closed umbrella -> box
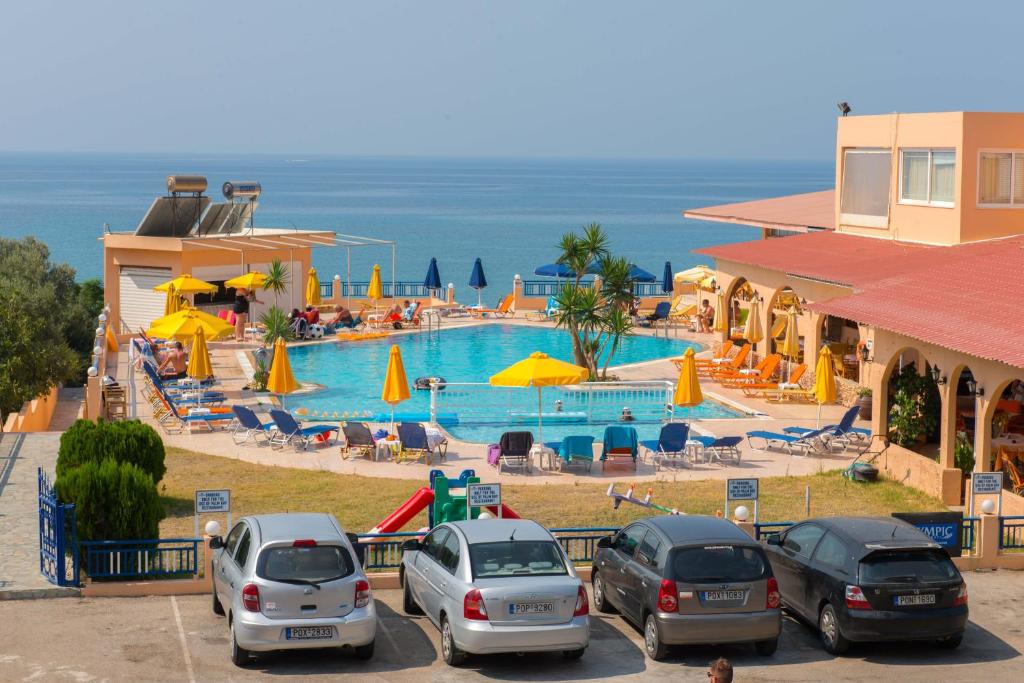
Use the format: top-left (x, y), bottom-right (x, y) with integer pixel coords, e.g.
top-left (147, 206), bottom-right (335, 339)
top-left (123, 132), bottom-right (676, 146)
top-left (780, 307), bottom-right (801, 381)
top-left (148, 308), bottom-right (234, 341)
top-left (813, 345), bottom-right (838, 427)
top-left (381, 344), bottom-right (411, 430)
top-left (743, 297), bottom-right (764, 368)
top-left (186, 327), bottom-right (213, 381)
top-left (367, 264), bottom-right (383, 316)
top-left (267, 337), bottom-right (299, 395)
top-left (424, 257), bottom-right (442, 295)
top-left (154, 274), bottom-right (218, 295)
top-left (224, 271), bottom-right (267, 290)
top-left (661, 261), bottom-right (674, 294)
top-left (673, 347), bottom-right (703, 422)
top-left (489, 351), bottom-right (588, 444)
top-left (469, 258), bottom-right (488, 308)
top-left (164, 283), bottom-right (181, 316)
top-left (305, 267), bottom-right (321, 307)
top-left (713, 289), bottom-right (728, 333)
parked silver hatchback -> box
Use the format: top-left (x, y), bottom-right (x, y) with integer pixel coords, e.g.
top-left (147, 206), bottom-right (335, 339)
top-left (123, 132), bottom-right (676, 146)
top-left (400, 519), bottom-right (590, 666)
top-left (210, 513), bottom-right (376, 666)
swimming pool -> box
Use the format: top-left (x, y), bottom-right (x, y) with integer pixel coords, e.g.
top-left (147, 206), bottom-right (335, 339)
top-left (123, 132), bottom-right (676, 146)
top-left (284, 324), bottom-right (743, 443)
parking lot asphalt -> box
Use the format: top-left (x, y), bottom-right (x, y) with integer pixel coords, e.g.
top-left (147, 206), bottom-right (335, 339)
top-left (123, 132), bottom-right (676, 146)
top-left (1, 570), bottom-right (1022, 682)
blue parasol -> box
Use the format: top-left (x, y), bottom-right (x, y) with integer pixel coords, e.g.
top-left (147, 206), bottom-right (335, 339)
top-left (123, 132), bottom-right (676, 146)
top-left (534, 263), bottom-right (577, 278)
top-left (662, 261), bottom-right (673, 293)
top-left (469, 257), bottom-right (488, 307)
top-left (584, 262), bottom-right (657, 282)
top-left (424, 257), bottom-right (442, 295)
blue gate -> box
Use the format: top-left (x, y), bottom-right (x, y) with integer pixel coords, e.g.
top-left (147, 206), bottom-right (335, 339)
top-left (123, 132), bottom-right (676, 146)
top-left (38, 467), bottom-right (78, 586)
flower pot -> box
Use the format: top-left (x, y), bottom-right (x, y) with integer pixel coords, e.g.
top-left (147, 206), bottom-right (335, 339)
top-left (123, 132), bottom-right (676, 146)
top-left (856, 395), bottom-right (872, 421)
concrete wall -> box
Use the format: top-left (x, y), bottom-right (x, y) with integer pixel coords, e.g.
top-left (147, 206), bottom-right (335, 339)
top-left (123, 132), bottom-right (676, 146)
top-left (2, 385), bottom-right (59, 433)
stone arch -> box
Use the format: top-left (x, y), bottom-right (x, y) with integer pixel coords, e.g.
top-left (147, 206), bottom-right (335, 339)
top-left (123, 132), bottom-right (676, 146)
top-left (765, 285), bottom-right (804, 363)
top-left (878, 345), bottom-right (943, 457)
top-left (723, 276), bottom-right (756, 331)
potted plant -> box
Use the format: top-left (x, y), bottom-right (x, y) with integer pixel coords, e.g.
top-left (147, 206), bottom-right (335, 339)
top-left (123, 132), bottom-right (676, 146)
top-left (856, 387), bottom-right (873, 420)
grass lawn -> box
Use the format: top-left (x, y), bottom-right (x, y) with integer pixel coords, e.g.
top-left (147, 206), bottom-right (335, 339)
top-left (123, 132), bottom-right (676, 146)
top-left (159, 447), bottom-right (946, 537)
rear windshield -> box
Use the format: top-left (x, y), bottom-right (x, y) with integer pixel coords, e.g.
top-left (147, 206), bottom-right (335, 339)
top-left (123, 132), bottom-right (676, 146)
top-left (859, 550), bottom-right (958, 583)
top-left (670, 545), bottom-right (769, 583)
top-left (257, 545), bottom-right (355, 584)
top-left (469, 541), bottom-right (568, 579)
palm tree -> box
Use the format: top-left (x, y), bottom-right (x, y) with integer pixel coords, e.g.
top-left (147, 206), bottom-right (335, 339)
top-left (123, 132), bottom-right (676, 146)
top-left (262, 259), bottom-right (290, 307)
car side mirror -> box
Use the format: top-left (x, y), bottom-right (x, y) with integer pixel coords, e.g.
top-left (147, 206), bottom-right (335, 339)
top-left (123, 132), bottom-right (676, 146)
top-left (401, 539), bottom-right (422, 552)
top-left (209, 536), bottom-right (224, 550)
top-left (766, 534), bottom-right (782, 546)
top-left (596, 536), bottom-right (613, 549)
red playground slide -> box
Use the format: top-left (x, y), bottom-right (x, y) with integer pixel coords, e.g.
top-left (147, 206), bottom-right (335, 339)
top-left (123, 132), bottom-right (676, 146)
top-left (368, 487), bottom-right (435, 534)
top-left (486, 504), bottom-right (521, 519)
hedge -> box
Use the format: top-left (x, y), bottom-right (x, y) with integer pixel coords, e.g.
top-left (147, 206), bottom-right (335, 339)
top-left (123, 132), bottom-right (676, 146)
top-left (57, 419), bottom-right (166, 484)
top-left (55, 458), bottom-right (164, 542)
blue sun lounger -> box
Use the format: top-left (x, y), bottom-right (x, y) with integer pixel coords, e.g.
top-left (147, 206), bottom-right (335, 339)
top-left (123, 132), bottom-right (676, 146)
top-left (230, 405), bottom-right (274, 445)
top-left (782, 406), bottom-right (872, 449)
top-left (746, 428), bottom-right (831, 456)
top-left (640, 423), bottom-right (690, 469)
top-left (268, 409), bottom-right (338, 450)
top-left (690, 435), bottom-right (743, 463)
top-left (556, 435), bottom-right (596, 472)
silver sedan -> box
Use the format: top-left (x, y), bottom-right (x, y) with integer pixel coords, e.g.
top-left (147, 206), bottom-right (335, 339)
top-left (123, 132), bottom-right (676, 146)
top-left (400, 518), bottom-right (590, 666)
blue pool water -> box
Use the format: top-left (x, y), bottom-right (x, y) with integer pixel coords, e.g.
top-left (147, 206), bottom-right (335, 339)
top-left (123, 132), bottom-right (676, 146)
top-left (284, 324), bottom-right (743, 443)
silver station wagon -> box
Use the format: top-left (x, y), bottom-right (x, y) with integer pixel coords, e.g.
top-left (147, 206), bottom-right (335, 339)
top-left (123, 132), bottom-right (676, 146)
top-left (400, 519), bottom-right (590, 666)
top-left (591, 515), bottom-right (781, 660)
top-left (210, 513), bottom-right (376, 666)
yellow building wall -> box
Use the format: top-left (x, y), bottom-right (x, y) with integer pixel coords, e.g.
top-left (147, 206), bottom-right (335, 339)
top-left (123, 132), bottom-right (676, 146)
top-left (960, 112), bottom-right (1024, 242)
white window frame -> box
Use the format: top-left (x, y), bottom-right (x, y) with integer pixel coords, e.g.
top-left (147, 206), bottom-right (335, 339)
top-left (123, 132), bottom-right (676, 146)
top-left (839, 147), bottom-right (891, 229)
top-left (898, 148), bottom-right (956, 208)
top-left (976, 149), bottom-right (1024, 209)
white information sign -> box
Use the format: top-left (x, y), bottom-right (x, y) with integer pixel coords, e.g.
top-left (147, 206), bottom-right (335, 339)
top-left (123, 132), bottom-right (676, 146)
top-left (196, 489), bottom-right (231, 513)
top-left (727, 478), bottom-right (759, 501)
top-left (467, 483), bottom-right (501, 508)
top-left (972, 473), bottom-right (1003, 495)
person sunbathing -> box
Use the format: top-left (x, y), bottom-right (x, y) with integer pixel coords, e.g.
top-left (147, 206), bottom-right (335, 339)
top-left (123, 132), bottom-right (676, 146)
top-left (157, 341), bottom-right (188, 379)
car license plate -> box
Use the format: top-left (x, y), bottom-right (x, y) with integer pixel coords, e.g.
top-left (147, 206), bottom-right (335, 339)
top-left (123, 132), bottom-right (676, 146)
top-left (895, 594), bottom-right (936, 606)
top-left (702, 590), bottom-right (745, 601)
top-left (509, 602), bottom-right (553, 615)
top-left (285, 626), bottom-right (334, 640)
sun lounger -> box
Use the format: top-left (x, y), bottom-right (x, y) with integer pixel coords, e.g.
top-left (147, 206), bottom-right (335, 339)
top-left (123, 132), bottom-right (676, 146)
top-left (497, 431), bottom-right (533, 473)
top-left (640, 423), bottom-right (690, 470)
top-left (230, 405), bottom-right (274, 445)
top-left (554, 435), bottom-right (595, 472)
top-left (782, 406), bottom-right (871, 449)
top-left (718, 354), bottom-right (781, 386)
top-left (600, 425), bottom-right (639, 470)
top-left (690, 435), bottom-right (743, 464)
top-left (268, 409), bottom-right (338, 450)
top-left (746, 428), bottom-right (831, 456)
top-left (668, 297), bottom-right (698, 327)
top-left (396, 422), bottom-right (444, 465)
top-left (152, 393), bottom-right (234, 434)
top-left (641, 301), bottom-right (672, 328)
top-left (740, 364), bottom-right (807, 397)
top-left (469, 294), bottom-right (515, 319)
top-left (701, 344), bottom-right (750, 377)
top-left (688, 341), bottom-right (734, 369)
top-left (341, 422), bottom-right (376, 460)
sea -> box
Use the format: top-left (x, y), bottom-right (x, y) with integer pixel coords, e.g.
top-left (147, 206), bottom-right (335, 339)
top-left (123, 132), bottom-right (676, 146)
top-left (0, 154), bottom-right (831, 291)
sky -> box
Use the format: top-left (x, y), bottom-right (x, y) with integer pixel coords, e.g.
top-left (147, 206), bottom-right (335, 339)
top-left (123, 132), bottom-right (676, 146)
top-left (1, 1), bottom-right (1021, 160)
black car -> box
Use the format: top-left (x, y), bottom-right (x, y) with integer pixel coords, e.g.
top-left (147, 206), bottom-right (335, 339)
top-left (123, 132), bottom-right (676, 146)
top-left (764, 516), bottom-right (968, 654)
top-left (592, 515), bottom-right (781, 660)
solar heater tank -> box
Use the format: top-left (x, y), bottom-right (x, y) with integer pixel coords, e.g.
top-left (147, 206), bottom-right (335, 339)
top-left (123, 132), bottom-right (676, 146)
top-left (166, 175), bottom-right (208, 194)
top-left (222, 180), bottom-right (261, 201)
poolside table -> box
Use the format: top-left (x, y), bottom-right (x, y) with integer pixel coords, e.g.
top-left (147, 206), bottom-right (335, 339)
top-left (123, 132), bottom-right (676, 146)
top-left (375, 439), bottom-right (401, 462)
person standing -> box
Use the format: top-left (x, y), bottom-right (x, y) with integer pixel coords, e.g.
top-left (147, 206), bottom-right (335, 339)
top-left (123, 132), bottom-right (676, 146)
top-left (233, 287), bottom-right (262, 342)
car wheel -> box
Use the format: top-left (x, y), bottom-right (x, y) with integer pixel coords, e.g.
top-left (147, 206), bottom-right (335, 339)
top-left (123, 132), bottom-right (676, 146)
top-left (754, 637), bottom-right (778, 656)
top-left (441, 617), bottom-right (467, 666)
top-left (403, 576), bottom-right (422, 615)
top-left (937, 633), bottom-right (963, 650)
top-left (562, 647), bottom-right (585, 660)
top-left (212, 585), bottom-right (224, 616)
top-left (643, 613), bottom-right (668, 661)
top-left (818, 604), bottom-right (850, 655)
top-left (592, 572), bottom-right (615, 614)
top-left (231, 622), bottom-right (251, 667)
top-left (353, 639), bottom-right (375, 660)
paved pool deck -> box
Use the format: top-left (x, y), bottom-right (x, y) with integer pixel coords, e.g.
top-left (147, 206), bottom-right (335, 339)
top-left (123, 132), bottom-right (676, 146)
top-left (122, 318), bottom-right (860, 484)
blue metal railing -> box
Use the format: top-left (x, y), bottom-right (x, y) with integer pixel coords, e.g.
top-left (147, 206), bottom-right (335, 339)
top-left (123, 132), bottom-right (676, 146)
top-left (319, 282), bottom-right (333, 298)
top-left (753, 522), bottom-right (795, 541)
top-left (339, 281), bottom-right (435, 298)
top-left (81, 538), bottom-right (201, 579)
top-left (38, 467), bottom-right (78, 587)
top-left (522, 280), bottom-right (565, 297)
top-left (633, 282), bottom-right (670, 297)
top-left (356, 527), bottom-right (619, 571)
top-left (999, 516), bottom-right (1024, 551)
top-left (962, 517), bottom-right (978, 553)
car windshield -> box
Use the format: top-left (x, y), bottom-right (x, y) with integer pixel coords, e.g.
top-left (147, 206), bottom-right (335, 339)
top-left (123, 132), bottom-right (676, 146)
top-left (469, 541), bottom-right (568, 579)
top-left (257, 545), bottom-right (354, 584)
top-left (859, 550), bottom-right (958, 583)
top-left (670, 545), bottom-right (768, 583)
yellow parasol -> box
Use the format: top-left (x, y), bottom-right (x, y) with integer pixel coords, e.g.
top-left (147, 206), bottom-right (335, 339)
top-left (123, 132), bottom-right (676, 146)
top-left (305, 267), bottom-right (321, 307)
top-left (780, 307), bottom-right (801, 381)
top-left (154, 274), bottom-right (218, 295)
top-left (743, 297), bottom-right (764, 368)
top-left (713, 289), bottom-right (728, 333)
top-left (164, 283), bottom-right (181, 316)
top-left (673, 348), bottom-right (703, 421)
top-left (148, 308), bottom-right (234, 341)
top-left (224, 272), bottom-right (267, 290)
top-left (267, 337), bottom-right (299, 394)
top-left (490, 351), bottom-right (588, 443)
top-left (381, 344), bottom-right (411, 429)
top-left (813, 345), bottom-right (838, 426)
top-left (186, 327), bottom-right (213, 380)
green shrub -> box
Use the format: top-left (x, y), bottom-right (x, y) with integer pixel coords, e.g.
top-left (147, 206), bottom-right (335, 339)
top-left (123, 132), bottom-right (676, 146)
top-left (58, 419), bottom-right (166, 484)
top-left (55, 458), bottom-right (163, 541)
